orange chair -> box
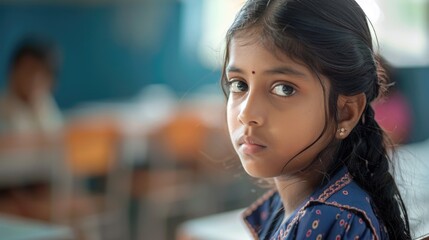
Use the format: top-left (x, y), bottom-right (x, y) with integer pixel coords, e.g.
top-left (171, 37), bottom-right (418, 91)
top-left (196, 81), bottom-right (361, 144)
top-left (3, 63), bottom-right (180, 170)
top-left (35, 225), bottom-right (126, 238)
top-left (58, 117), bottom-right (132, 240)
top-left (64, 118), bottom-right (119, 177)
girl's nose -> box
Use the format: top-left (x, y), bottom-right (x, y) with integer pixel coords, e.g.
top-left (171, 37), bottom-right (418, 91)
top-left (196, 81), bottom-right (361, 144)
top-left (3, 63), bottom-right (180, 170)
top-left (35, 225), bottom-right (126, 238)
top-left (237, 93), bottom-right (265, 127)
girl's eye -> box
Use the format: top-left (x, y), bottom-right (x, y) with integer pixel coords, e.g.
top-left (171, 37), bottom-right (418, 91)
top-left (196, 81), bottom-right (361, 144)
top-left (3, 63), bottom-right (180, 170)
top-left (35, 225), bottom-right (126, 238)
top-left (229, 80), bottom-right (248, 93)
top-left (272, 84), bottom-right (296, 97)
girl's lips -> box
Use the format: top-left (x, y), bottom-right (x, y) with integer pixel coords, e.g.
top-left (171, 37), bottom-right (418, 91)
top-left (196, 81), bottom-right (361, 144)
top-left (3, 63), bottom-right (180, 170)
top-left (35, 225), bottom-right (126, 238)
top-left (237, 135), bottom-right (267, 155)
top-left (240, 143), bottom-right (266, 155)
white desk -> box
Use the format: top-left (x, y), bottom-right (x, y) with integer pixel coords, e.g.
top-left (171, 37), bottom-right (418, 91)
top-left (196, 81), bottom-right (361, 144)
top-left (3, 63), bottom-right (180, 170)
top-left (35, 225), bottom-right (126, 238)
top-left (176, 209), bottom-right (251, 240)
top-left (0, 214), bottom-right (73, 240)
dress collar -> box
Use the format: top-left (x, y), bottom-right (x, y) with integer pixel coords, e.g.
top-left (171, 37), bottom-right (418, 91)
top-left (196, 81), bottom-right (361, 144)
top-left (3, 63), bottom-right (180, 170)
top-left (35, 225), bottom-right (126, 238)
top-left (242, 166), bottom-right (352, 238)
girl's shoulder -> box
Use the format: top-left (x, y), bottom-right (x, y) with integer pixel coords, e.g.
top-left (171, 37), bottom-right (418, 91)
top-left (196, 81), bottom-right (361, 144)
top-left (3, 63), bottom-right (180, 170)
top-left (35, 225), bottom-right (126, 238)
top-left (292, 203), bottom-right (384, 240)
top-left (292, 167), bottom-right (389, 240)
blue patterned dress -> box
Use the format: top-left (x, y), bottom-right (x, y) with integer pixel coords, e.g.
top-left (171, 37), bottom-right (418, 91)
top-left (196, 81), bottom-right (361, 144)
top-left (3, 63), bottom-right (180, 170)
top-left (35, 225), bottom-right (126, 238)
top-left (242, 167), bottom-right (389, 240)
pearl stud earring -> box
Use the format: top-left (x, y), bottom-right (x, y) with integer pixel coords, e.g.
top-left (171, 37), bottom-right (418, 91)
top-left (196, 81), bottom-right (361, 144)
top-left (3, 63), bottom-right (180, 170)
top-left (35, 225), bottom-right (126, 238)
top-left (338, 127), bottom-right (347, 137)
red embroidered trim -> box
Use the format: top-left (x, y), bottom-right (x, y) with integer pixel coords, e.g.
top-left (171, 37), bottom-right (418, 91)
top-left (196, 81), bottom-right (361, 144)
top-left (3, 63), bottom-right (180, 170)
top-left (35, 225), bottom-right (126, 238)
top-left (242, 189), bottom-right (277, 240)
top-left (317, 172), bottom-right (352, 202)
top-left (279, 204), bottom-right (309, 238)
top-left (280, 172), bottom-right (353, 238)
top-left (313, 172), bottom-right (380, 240)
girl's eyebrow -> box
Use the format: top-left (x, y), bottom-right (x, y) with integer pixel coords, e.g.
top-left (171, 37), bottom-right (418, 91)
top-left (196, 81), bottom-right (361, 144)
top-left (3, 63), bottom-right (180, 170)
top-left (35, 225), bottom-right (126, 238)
top-left (264, 66), bottom-right (307, 77)
top-left (226, 65), bottom-right (243, 73)
top-left (226, 65), bottom-right (307, 78)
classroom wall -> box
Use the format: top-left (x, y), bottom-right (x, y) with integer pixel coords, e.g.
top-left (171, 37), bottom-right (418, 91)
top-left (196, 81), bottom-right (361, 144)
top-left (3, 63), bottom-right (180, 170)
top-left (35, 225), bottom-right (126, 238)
top-left (0, 2), bottom-right (219, 110)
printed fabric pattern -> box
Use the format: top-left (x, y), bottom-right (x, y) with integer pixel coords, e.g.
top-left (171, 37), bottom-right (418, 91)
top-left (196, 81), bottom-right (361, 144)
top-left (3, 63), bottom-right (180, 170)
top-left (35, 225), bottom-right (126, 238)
top-left (243, 167), bottom-right (389, 240)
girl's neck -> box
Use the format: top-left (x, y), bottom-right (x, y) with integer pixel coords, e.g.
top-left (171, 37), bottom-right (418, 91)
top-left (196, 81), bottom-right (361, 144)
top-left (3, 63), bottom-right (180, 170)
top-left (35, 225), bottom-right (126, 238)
top-left (274, 169), bottom-right (325, 220)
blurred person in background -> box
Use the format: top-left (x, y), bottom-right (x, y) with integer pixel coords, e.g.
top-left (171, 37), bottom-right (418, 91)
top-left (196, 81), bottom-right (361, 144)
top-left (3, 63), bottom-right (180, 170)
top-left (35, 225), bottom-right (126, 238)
top-left (0, 35), bottom-right (63, 140)
top-left (0, 36), bottom-right (63, 220)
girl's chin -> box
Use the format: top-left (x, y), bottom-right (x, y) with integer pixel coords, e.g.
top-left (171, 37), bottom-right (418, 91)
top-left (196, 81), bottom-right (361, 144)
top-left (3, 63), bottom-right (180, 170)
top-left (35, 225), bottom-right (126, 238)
top-left (241, 162), bottom-right (278, 178)
top-left (240, 158), bottom-right (310, 179)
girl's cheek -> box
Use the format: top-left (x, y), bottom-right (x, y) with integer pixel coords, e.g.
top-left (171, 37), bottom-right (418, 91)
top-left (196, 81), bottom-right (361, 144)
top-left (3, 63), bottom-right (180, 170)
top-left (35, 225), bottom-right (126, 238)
top-left (226, 96), bottom-right (237, 113)
top-left (227, 100), bottom-right (242, 133)
top-left (226, 101), bottom-right (235, 128)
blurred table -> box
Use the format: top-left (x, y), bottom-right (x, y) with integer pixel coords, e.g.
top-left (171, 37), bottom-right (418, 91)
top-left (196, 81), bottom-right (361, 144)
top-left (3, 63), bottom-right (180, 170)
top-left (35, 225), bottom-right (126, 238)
top-left (0, 214), bottom-right (73, 240)
top-left (176, 209), bottom-right (251, 240)
top-left (0, 150), bottom-right (58, 188)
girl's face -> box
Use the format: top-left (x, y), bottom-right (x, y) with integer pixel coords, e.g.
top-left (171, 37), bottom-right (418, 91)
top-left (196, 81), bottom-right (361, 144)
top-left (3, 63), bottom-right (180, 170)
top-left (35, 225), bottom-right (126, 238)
top-left (226, 37), bottom-right (336, 178)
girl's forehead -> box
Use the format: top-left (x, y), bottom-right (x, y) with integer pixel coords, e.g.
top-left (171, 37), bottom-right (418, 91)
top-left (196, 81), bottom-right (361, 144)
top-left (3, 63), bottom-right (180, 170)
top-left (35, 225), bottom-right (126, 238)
top-left (229, 37), bottom-right (308, 71)
top-left (231, 37), bottom-right (280, 59)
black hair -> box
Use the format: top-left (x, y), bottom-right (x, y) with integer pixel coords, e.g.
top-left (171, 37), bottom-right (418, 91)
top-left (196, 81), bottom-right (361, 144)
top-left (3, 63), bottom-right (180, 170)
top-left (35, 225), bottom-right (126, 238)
top-left (8, 35), bottom-right (61, 76)
top-left (220, 0), bottom-right (411, 239)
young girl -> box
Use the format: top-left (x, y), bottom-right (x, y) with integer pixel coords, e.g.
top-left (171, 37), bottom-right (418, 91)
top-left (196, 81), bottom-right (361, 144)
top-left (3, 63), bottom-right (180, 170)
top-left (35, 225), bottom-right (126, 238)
top-left (221, 0), bottom-right (411, 239)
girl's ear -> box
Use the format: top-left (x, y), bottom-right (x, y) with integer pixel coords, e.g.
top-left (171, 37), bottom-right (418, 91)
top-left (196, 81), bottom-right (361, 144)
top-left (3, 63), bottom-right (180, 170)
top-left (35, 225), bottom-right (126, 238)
top-left (336, 93), bottom-right (366, 139)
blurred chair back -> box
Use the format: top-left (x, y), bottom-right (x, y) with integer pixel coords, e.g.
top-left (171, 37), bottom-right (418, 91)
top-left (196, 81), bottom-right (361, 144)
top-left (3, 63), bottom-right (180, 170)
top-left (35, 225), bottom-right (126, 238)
top-left (148, 113), bottom-right (208, 169)
top-left (64, 118), bottom-right (119, 177)
top-left (137, 109), bottom-right (241, 240)
top-left (60, 117), bottom-right (132, 240)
